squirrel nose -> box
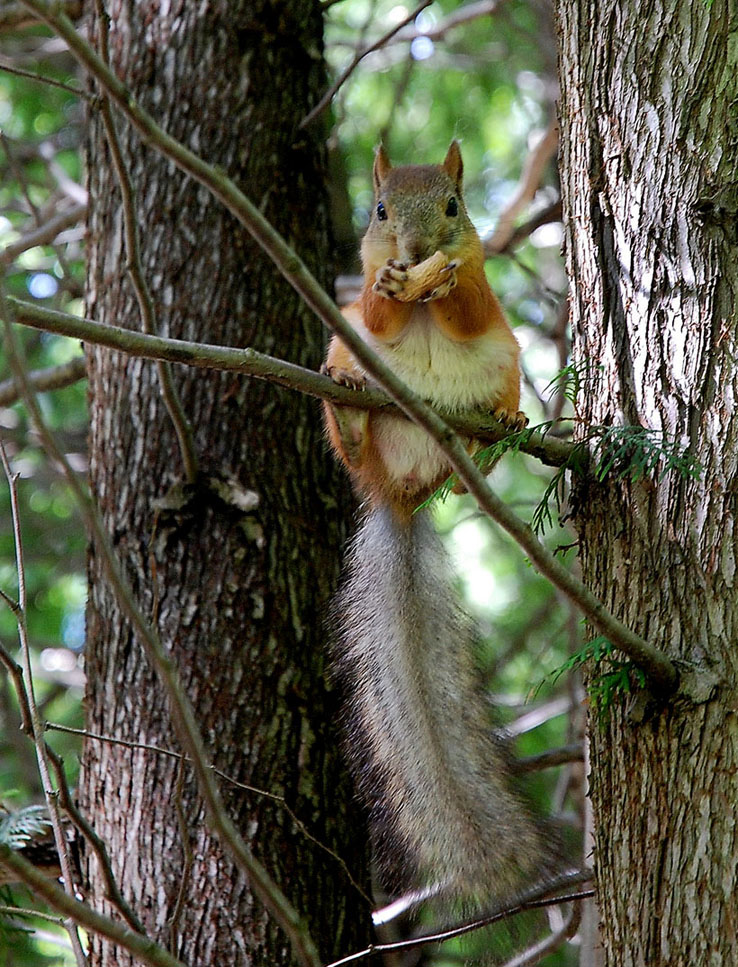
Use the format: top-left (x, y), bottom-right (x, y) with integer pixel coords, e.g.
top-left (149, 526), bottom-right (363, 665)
top-left (399, 239), bottom-right (432, 266)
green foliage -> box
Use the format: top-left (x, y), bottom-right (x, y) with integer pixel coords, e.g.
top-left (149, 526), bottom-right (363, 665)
top-left (537, 634), bottom-right (646, 718)
top-left (591, 425), bottom-right (701, 484)
top-left (0, 804), bottom-right (51, 849)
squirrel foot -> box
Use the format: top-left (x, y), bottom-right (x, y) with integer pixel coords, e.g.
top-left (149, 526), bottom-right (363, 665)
top-left (492, 406), bottom-right (528, 432)
top-left (321, 362), bottom-right (367, 392)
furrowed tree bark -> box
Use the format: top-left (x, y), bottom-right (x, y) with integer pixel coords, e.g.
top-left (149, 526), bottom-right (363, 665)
top-left (557, 1), bottom-right (738, 964)
top-left (80, 2), bottom-right (369, 964)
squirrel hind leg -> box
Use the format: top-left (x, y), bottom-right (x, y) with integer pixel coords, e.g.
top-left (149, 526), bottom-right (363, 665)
top-left (324, 401), bottom-right (369, 470)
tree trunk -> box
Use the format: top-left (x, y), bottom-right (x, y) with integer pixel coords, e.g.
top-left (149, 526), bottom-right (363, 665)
top-left (557, 1), bottom-right (738, 964)
top-left (80, 2), bottom-right (368, 964)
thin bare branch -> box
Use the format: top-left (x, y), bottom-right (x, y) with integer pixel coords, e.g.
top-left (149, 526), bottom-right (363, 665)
top-left (517, 742), bottom-right (584, 774)
top-left (299, 0), bottom-right (432, 128)
top-left (0, 0), bottom-right (80, 30)
top-left (92, 0), bottom-right (198, 483)
top-left (0, 640), bottom-right (33, 733)
top-left (499, 898), bottom-right (582, 967)
top-left (392, 0), bottom-right (510, 42)
top-left (47, 720), bottom-right (372, 905)
top-left (45, 745), bottom-right (146, 934)
top-left (484, 120), bottom-right (559, 255)
top-left (0, 356), bottom-right (85, 406)
top-left (325, 872), bottom-right (594, 967)
top-left (0, 202), bottom-right (87, 265)
top-left (0, 436), bottom-right (87, 966)
top-left (0, 60), bottom-right (87, 98)
top-left (0, 844), bottom-right (187, 967)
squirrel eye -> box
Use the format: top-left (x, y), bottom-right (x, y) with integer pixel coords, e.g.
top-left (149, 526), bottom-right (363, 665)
top-left (445, 196), bottom-right (459, 217)
top-left (376, 201), bottom-right (388, 221)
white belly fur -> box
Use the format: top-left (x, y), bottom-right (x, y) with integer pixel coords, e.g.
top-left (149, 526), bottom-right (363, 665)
top-left (357, 306), bottom-right (518, 486)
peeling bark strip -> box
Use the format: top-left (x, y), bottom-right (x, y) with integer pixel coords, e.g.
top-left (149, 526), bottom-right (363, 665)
top-left (80, 2), bottom-right (368, 964)
top-left (557, 0), bottom-right (738, 964)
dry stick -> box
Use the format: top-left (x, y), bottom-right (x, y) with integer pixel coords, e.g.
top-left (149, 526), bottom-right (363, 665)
top-left (389, 0), bottom-right (510, 43)
top-left (0, 60), bottom-right (87, 98)
top-left (499, 898), bottom-right (582, 967)
top-left (0, 438), bottom-right (88, 967)
top-left (0, 202), bottom-right (87, 264)
top-left (484, 119), bottom-right (559, 255)
top-left (299, 0), bottom-right (433, 128)
top-left (325, 873), bottom-right (595, 967)
top-left (0, 356), bottom-right (85, 406)
top-left (17, 0), bottom-right (678, 692)
top-left (45, 746), bottom-right (146, 934)
top-left (0, 0), bottom-right (80, 29)
top-left (517, 742), bottom-right (584, 774)
top-left (0, 845), bottom-right (186, 967)
top-left (167, 758), bottom-right (193, 955)
top-left (47, 720), bottom-right (372, 905)
top-left (7, 295), bottom-right (575, 467)
top-left (0, 904), bottom-right (65, 925)
top-left (2, 305), bottom-right (321, 967)
top-left (0, 640), bottom-right (33, 734)
top-left (93, 0), bottom-right (197, 483)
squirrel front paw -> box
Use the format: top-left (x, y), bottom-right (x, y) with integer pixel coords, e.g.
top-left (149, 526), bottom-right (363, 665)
top-left (321, 361), bottom-right (367, 392)
top-left (373, 259), bottom-right (409, 300)
top-left (419, 260), bottom-right (458, 301)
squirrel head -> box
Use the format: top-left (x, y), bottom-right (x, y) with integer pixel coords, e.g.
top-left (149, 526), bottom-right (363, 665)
top-left (362, 141), bottom-right (477, 270)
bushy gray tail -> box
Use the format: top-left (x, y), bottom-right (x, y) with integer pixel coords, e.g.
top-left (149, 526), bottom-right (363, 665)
top-left (333, 504), bottom-right (547, 907)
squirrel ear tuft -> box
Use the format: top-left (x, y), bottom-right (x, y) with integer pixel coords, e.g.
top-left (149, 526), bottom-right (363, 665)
top-left (373, 144), bottom-right (392, 193)
top-left (442, 140), bottom-right (464, 189)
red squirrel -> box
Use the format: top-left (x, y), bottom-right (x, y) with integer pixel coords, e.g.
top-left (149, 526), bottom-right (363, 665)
top-left (323, 140), bottom-right (525, 520)
top-left (323, 143), bottom-right (548, 920)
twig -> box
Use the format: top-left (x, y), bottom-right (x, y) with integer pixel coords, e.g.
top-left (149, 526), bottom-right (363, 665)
top-left (19, 1), bottom-right (677, 683)
top-left (167, 759), bottom-right (193, 955)
top-left (499, 897), bottom-right (582, 967)
top-left (0, 356), bottom-right (85, 406)
top-left (92, 0), bottom-right (197, 484)
top-left (7, 295), bottom-right (575, 468)
top-left (2, 286), bottom-right (321, 967)
top-left (47, 720), bottom-right (371, 904)
top-left (496, 200), bottom-right (563, 255)
top-left (0, 0), bottom-right (80, 30)
top-left (387, 0), bottom-right (510, 43)
top-left (484, 120), bottom-right (559, 255)
top-left (0, 845), bottom-right (186, 967)
top-left (299, 0), bottom-right (433, 128)
top-left (0, 640), bottom-right (33, 733)
top-left (517, 742), bottom-right (584, 774)
top-left (0, 60), bottom-right (88, 99)
top-left (45, 745), bottom-right (146, 933)
top-left (324, 872), bottom-right (594, 967)
top-left (0, 202), bottom-right (87, 265)
top-left (0, 904), bottom-right (65, 924)
top-left (0, 436), bottom-right (87, 967)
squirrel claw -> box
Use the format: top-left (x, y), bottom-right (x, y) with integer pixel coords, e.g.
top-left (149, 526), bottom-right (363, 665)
top-left (321, 363), bottom-right (367, 392)
top-left (492, 407), bottom-right (528, 432)
top-left (374, 261), bottom-right (409, 300)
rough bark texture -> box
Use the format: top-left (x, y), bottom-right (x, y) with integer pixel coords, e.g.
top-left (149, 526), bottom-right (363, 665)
top-left (80, 1), bottom-right (369, 964)
top-left (557, 1), bottom-right (738, 964)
